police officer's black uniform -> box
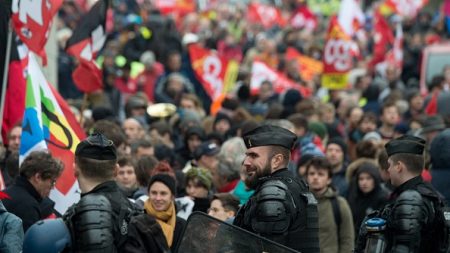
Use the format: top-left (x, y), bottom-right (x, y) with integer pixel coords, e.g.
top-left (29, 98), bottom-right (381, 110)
top-left (64, 133), bottom-right (138, 252)
top-left (233, 125), bottom-right (320, 253)
top-left (356, 135), bottom-right (449, 253)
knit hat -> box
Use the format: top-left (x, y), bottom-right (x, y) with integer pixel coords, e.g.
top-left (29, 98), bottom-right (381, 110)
top-left (214, 113), bottom-right (232, 126)
top-left (327, 137), bottom-right (348, 155)
top-left (148, 174), bottom-right (176, 195)
top-left (308, 121), bottom-right (328, 140)
top-left (185, 167), bottom-right (213, 190)
top-left (362, 131), bottom-right (382, 142)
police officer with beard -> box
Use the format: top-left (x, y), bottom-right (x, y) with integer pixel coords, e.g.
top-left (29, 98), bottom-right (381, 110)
top-left (233, 125), bottom-right (320, 253)
top-left (355, 135), bottom-right (449, 253)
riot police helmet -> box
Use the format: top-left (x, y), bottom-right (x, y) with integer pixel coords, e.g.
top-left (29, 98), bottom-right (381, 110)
top-left (23, 218), bottom-right (71, 253)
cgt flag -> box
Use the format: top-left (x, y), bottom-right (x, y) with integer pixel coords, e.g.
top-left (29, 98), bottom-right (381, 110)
top-left (20, 52), bottom-right (86, 214)
top-left (321, 16), bottom-right (354, 90)
top-left (11, 0), bottom-right (63, 64)
top-left (189, 44), bottom-right (239, 101)
top-left (66, 0), bottom-right (109, 93)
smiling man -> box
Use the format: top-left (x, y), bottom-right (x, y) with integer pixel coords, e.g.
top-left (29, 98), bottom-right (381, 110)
top-left (233, 124), bottom-right (320, 253)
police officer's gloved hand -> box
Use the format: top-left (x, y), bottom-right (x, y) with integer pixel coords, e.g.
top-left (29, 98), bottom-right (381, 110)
top-left (354, 210), bottom-right (380, 253)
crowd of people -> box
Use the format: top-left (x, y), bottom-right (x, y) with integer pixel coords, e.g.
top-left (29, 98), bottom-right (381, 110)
top-left (0, 0), bottom-right (450, 252)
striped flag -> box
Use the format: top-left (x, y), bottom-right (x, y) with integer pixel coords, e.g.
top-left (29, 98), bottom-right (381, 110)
top-left (20, 52), bottom-right (86, 214)
top-left (66, 0), bottom-right (109, 93)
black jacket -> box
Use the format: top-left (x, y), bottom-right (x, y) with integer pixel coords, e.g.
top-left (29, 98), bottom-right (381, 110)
top-left (385, 176), bottom-right (446, 253)
top-left (3, 176), bottom-right (44, 231)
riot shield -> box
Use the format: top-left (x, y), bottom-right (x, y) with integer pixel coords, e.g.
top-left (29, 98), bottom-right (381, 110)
top-left (174, 212), bottom-right (300, 253)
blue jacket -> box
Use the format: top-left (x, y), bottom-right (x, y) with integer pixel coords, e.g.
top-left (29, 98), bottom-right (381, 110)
top-left (0, 201), bottom-right (23, 253)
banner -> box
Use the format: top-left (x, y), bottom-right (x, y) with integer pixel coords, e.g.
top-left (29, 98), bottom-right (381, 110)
top-left (247, 3), bottom-right (286, 29)
top-left (20, 53), bottom-right (86, 214)
top-left (154, 0), bottom-right (196, 15)
top-left (251, 61), bottom-right (311, 97)
top-left (66, 0), bottom-right (108, 93)
top-left (189, 44), bottom-right (239, 100)
top-left (309, 0), bottom-right (340, 16)
top-left (11, 0), bottom-right (62, 63)
top-left (285, 47), bottom-right (323, 82)
top-left (321, 17), bottom-right (353, 89)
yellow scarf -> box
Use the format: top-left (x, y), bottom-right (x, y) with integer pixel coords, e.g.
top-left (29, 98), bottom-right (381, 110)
top-left (144, 199), bottom-right (176, 247)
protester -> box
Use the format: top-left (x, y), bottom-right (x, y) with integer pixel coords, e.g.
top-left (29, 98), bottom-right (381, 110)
top-left (305, 157), bottom-right (355, 253)
top-left (3, 151), bottom-right (63, 231)
top-left (208, 193), bottom-right (240, 222)
top-left (145, 174), bottom-right (186, 250)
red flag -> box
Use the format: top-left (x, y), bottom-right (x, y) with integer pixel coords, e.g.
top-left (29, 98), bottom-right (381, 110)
top-left (290, 5), bottom-right (317, 31)
top-left (370, 11), bottom-right (394, 67)
top-left (425, 92), bottom-right (438, 115)
top-left (251, 60), bottom-right (311, 97)
top-left (72, 59), bottom-right (103, 93)
top-left (385, 22), bottom-right (403, 69)
top-left (188, 44), bottom-right (239, 100)
top-left (1, 34), bottom-right (27, 144)
top-left (11, 0), bottom-right (62, 64)
top-left (66, 0), bottom-right (108, 93)
top-left (247, 3), bottom-right (286, 29)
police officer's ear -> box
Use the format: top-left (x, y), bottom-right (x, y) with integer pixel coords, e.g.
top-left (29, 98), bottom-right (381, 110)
top-left (73, 162), bottom-right (79, 177)
top-left (113, 163), bottom-right (119, 176)
top-left (271, 153), bottom-right (283, 168)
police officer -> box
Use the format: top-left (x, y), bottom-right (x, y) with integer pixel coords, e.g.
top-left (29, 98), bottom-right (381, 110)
top-left (233, 125), bottom-right (320, 253)
top-left (63, 133), bottom-right (137, 252)
top-left (356, 135), bottom-right (448, 253)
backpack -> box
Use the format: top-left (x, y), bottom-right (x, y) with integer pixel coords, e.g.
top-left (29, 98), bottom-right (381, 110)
top-left (330, 196), bottom-right (342, 243)
top-left (434, 202), bottom-right (450, 253)
top-left (417, 185), bottom-right (450, 253)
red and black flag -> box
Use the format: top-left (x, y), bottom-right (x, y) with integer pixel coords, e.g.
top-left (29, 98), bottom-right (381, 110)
top-left (0, 0), bottom-right (26, 143)
top-left (11, 0), bottom-right (62, 64)
top-left (66, 0), bottom-right (109, 93)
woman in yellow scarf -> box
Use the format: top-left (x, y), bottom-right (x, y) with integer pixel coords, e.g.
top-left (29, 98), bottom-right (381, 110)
top-left (145, 174), bottom-right (186, 250)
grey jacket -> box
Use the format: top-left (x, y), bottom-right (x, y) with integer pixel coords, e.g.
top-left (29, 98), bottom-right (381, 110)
top-left (0, 201), bottom-right (24, 253)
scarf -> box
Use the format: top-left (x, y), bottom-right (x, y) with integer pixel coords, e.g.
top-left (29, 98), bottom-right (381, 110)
top-left (144, 199), bottom-right (176, 247)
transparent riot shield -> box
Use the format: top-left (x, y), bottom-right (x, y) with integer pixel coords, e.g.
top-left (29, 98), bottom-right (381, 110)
top-left (174, 212), bottom-right (300, 253)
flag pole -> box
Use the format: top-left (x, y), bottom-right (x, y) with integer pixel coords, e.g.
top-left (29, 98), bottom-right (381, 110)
top-left (0, 20), bottom-right (13, 144)
top-left (79, 93), bottom-right (88, 127)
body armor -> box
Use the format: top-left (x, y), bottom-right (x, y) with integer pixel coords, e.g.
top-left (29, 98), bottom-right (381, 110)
top-left (64, 194), bottom-right (116, 253)
top-left (234, 169), bottom-right (320, 253)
